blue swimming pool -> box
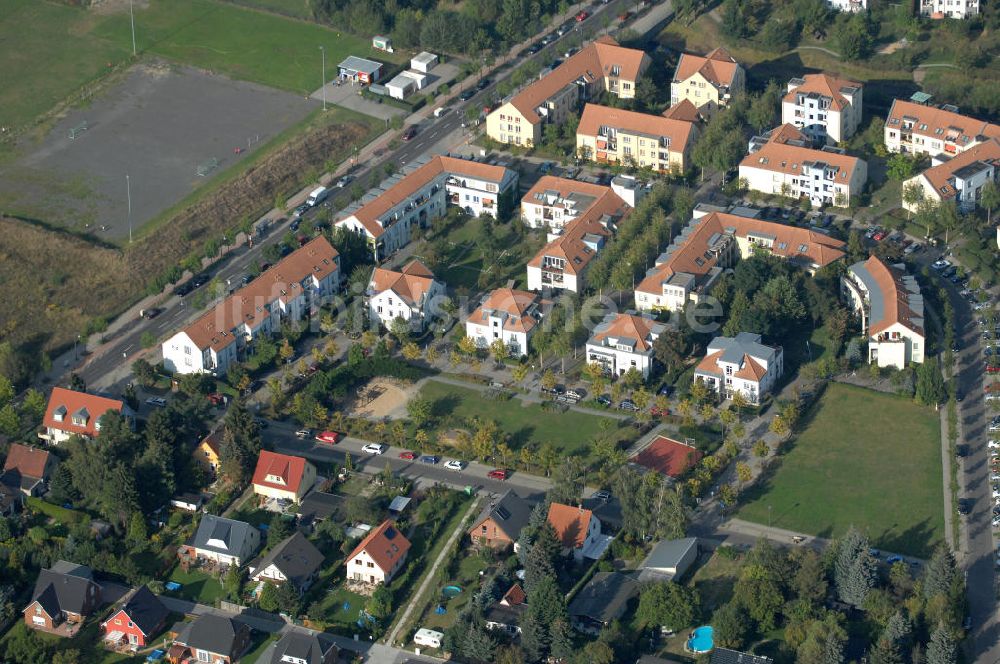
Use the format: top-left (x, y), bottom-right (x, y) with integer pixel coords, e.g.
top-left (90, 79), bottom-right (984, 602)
top-left (686, 625), bottom-right (714, 654)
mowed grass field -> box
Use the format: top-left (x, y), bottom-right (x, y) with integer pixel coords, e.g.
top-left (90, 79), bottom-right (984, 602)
top-left (739, 383), bottom-right (943, 558)
top-left (94, 0), bottom-right (407, 94)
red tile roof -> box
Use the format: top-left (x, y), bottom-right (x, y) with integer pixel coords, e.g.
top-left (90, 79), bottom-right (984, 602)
top-left (502, 584), bottom-right (526, 606)
top-left (917, 138), bottom-right (1000, 200)
top-left (886, 99), bottom-right (1000, 149)
top-left (740, 141), bottom-right (863, 183)
top-left (673, 47), bottom-right (740, 88)
top-left (631, 436), bottom-right (703, 478)
top-left (733, 354), bottom-right (767, 381)
top-left (577, 103), bottom-right (696, 152)
top-left (468, 288), bottom-right (544, 334)
top-left (547, 502), bottom-right (595, 549)
top-left (252, 451), bottom-right (311, 495)
top-left (784, 73), bottom-right (861, 112)
top-left (662, 99), bottom-right (701, 122)
top-left (347, 520), bottom-right (411, 574)
top-left (368, 260), bottom-right (439, 306)
top-left (3, 444), bottom-right (51, 479)
top-left (855, 256), bottom-right (925, 336)
top-left (42, 387), bottom-right (124, 438)
top-left (589, 313), bottom-right (660, 352)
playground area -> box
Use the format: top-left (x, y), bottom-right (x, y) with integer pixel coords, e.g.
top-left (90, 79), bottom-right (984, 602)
top-left (0, 62), bottom-right (315, 240)
top-left (346, 377), bottom-right (421, 421)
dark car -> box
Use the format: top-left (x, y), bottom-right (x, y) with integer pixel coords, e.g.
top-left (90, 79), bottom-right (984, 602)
top-left (459, 88), bottom-right (476, 101)
top-left (175, 282), bottom-right (193, 297)
top-left (956, 444), bottom-right (969, 457)
top-left (596, 395), bottom-right (612, 407)
top-left (192, 274), bottom-right (210, 288)
top-left (526, 43), bottom-right (543, 54)
top-left (958, 499), bottom-right (973, 516)
top-left (290, 219), bottom-right (301, 232)
top-left (420, 455), bottom-right (440, 464)
top-left (140, 307), bottom-right (162, 319)
top-left (476, 78), bottom-right (490, 91)
top-left (402, 125), bottom-right (417, 141)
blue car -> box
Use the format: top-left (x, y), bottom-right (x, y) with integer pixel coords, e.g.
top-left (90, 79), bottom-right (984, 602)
top-left (886, 555), bottom-right (903, 564)
top-left (420, 455), bottom-right (439, 465)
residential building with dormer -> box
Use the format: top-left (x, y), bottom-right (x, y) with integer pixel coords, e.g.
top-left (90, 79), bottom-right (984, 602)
top-left (585, 313), bottom-right (666, 379)
top-left (694, 332), bottom-right (784, 404)
top-left (782, 73), bottom-right (863, 144)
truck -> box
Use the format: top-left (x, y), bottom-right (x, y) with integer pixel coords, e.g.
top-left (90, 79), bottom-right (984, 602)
top-left (306, 186), bottom-right (329, 207)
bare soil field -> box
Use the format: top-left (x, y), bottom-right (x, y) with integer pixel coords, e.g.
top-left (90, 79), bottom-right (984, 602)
top-left (346, 378), bottom-right (421, 421)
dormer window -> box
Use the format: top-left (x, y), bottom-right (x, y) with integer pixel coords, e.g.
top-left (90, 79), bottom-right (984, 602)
top-left (71, 407), bottom-right (89, 427)
top-left (53, 405), bottom-right (67, 423)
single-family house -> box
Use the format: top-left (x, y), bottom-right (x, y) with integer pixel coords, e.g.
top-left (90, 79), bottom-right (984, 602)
top-left (187, 514), bottom-right (261, 568)
top-left (24, 561), bottom-right (102, 637)
top-left (265, 629), bottom-right (339, 664)
top-left (39, 387), bottom-right (131, 445)
top-left (249, 532), bottom-right (325, 593)
top-left (842, 256), bottom-right (925, 369)
top-left (465, 288), bottom-right (546, 356)
top-left (576, 103), bottom-right (698, 173)
top-left (102, 586), bottom-right (169, 650)
top-left (485, 584), bottom-right (527, 636)
top-left (172, 614), bottom-right (252, 664)
top-left (252, 450), bottom-right (316, 504)
top-left (345, 520), bottom-right (411, 586)
top-left (1, 443), bottom-right (56, 496)
top-left (170, 492), bottom-right (205, 513)
top-left (468, 490), bottom-right (533, 550)
top-left (194, 430), bottom-right (222, 475)
top-left (366, 260), bottom-right (446, 332)
top-left (568, 572), bottom-right (639, 634)
top-left (694, 332), bottom-right (784, 404)
top-left (670, 47), bottom-right (745, 115)
top-left (585, 313), bottom-right (666, 379)
top-left (639, 538), bottom-right (699, 582)
top-left (919, 0), bottom-right (978, 18)
top-left (782, 73), bottom-right (863, 144)
top-left (547, 502), bottom-right (602, 560)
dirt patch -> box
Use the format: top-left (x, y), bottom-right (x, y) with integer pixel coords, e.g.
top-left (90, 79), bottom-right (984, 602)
top-left (346, 377), bottom-right (421, 420)
top-left (90, 0), bottom-right (150, 16)
top-left (878, 38), bottom-right (908, 56)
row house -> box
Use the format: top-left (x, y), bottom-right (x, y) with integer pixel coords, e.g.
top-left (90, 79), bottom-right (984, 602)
top-left (335, 155), bottom-right (517, 261)
top-left (365, 259), bottom-right (446, 332)
top-left (739, 138), bottom-right (867, 207)
top-left (694, 332), bottom-right (784, 404)
top-left (670, 47), bottom-right (745, 115)
top-left (635, 208), bottom-right (845, 313)
top-left (486, 36), bottom-right (650, 147)
top-left (584, 313), bottom-right (666, 379)
top-left (782, 73), bottom-right (863, 145)
top-left (161, 236), bottom-right (340, 376)
top-left (902, 137), bottom-right (1000, 212)
top-left (919, 0), bottom-right (979, 18)
top-left (884, 98), bottom-right (1000, 157)
top-left (40, 387), bottom-right (132, 445)
top-left (842, 256), bottom-right (926, 370)
top-left (575, 103), bottom-right (698, 173)
top-left (465, 288), bottom-right (546, 357)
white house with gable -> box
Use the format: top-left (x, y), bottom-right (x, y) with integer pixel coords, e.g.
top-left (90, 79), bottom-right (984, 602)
top-left (465, 288), bottom-right (546, 356)
top-left (585, 313), bottom-right (666, 379)
top-left (693, 332), bottom-right (783, 404)
top-left (366, 259), bottom-right (446, 332)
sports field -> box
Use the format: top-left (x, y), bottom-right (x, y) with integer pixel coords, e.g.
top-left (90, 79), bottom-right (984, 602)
top-left (739, 383), bottom-right (943, 558)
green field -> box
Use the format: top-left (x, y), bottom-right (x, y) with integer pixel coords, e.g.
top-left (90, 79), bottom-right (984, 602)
top-left (0, 0), bottom-right (131, 131)
top-left (167, 567), bottom-right (226, 604)
top-left (94, 0), bottom-right (405, 94)
top-left (418, 379), bottom-right (623, 455)
top-left (739, 383), bottom-right (943, 558)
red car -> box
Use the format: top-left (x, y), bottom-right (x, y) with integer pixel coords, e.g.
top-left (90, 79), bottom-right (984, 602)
top-left (872, 231), bottom-right (887, 242)
top-left (401, 126), bottom-right (417, 141)
top-left (651, 406), bottom-right (669, 417)
top-left (399, 451), bottom-right (416, 460)
top-left (488, 469), bottom-right (510, 480)
top-left (315, 431), bottom-right (342, 444)
top-left (575, 10), bottom-right (589, 20)
top-left (207, 393), bottom-right (225, 406)
top-left (988, 365), bottom-right (1000, 374)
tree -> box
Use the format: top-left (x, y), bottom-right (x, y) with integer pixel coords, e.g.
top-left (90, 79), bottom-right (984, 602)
top-left (132, 358), bottom-right (156, 387)
top-left (735, 462), bottom-right (752, 485)
top-left (713, 601), bottom-right (750, 649)
top-left (49, 464), bottom-right (79, 504)
top-left (389, 316), bottom-right (411, 342)
top-left (915, 358), bottom-right (947, 406)
top-left (653, 328), bottom-right (688, 376)
top-left (796, 614), bottom-right (848, 664)
top-left (923, 544), bottom-right (959, 599)
top-left (490, 339), bottom-right (509, 365)
top-left (636, 582), bottom-right (700, 632)
top-left (981, 180), bottom-right (1000, 224)
top-left (0, 405), bottom-right (19, 437)
top-left (407, 397), bottom-right (433, 428)
top-left (540, 369), bottom-right (557, 392)
top-left (366, 584), bottom-right (392, 620)
top-left (834, 527), bottom-right (876, 606)
top-left (926, 623), bottom-right (957, 664)
top-left (219, 398), bottom-right (262, 485)
top-left (753, 440), bottom-right (770, 458)
top-left (223, 564), bottom-right (245, 602)
top-left (791, 548), bottom-right (828, 605)
top-left (733, 561), bottom-right (785, 632)
top-left (267, 514), bottom-right (292, 548)
top-left (258, 582), bottom-right (279, 612)
top-left (458, 335), bottom-right (478, 356)
top-left (887, 154), bottom-right (918, 181)
top-left (402, 342), bottom-right (421, 361)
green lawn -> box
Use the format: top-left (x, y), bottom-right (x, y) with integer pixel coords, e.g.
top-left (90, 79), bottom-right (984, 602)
top-left (418, 379), bottom-right (623, 455)
top-left (167, 567), bottom-right (226, 604)
top-left (739, 383), bottom-right (943, 558)
top-left (94, 0), bottom-right (406, 95)
top-left (312, 585), bottom-right (368, 629)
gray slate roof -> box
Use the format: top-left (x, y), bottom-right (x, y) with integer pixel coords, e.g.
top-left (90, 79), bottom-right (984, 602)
top-left (709, 332), bottom-right (777, 366)
top-left (29, 561), bottom-right (99, 617)
top-left (175, 614), bottom-right (249, 657)
top-left (192, 514), bottom-right (257, 557)
top-left (641, 537), bottom-right (698, 575)
top-left (251, 532), bottom-right (324, 589)
top-left (472, 490), bottom-right (533, 542)
top-left (568, 571), bottom-right (638, 624)
top-left (710, 648), bottom-right (774, 664)
top-left (268, 630), bottom-right (339, 664)
top-left (116, 586), bottom-right (168, 636)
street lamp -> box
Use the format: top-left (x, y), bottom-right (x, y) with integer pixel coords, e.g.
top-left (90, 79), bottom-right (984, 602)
top-left (129, 0), bottom-right (137, 56)
top-left (319, 46), bottom-right (327, 111)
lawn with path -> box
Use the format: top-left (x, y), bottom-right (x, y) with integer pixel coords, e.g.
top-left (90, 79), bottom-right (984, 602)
top-left (738, 383), bottom-right (943, 558)
top-left (166, 567), bottom-right (226, 604)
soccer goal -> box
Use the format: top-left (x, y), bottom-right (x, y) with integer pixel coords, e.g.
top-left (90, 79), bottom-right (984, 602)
top-left (68, 121), bottom-right (88, 140)
top-left (196, 157), bottom-right (219, 177)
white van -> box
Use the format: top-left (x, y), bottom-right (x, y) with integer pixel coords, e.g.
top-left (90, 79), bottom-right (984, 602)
top-left (434, 106), bottom-right (448, 118)
top-left (306, 186), bottom-right (329, 207)
top-left (413, 628), bottom-right (444, 649)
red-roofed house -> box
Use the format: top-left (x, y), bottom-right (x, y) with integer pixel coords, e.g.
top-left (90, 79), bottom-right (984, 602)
top-left (547, 503), bottom-right (601, 561)
top-left (365, 260), bottom-right (446, 332)
top-left (901, 138), bottom-right (1000, 213)
top-left (670, 47), bottom-right (745, 115)
top-left (782, 73), bottom-right (863, 144)
top-left (252, 451), bottom-right (316, 503)
top-left (631, 435), bottom-right (704, 478)
top-left (585, 313), bottom-right (667, 379)
top-left (346, 520), bottom-right (411, 586)
top-left (1, 443), bottom-right (56, 496)
top-left (693, 332), bottom-right (783, 404)
top-left (39, 388), bottom-right (131, 445)
top-left (466, 288), bottom-right (547, 356)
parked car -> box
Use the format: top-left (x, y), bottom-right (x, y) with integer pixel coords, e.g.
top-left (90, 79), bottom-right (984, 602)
top-left (931, 259), bottom-right (951, 270)
top-left (401, 126), bottom-right (417, 141)
top-left (593, 489), bottom-right (611, 502)
top-left (476, 78), bottom-right (491, 90)
top-left (145, 397), bottom-right (167, 408)
top-left (958, 499), bottom-right (972, 516)
top-left (336, 175), bottom-right (352, 188)
top-left (488, 469), bottom-right (510, 480)
top-left (420, 455), bottom-right (440, 464)
top-left (526, 43), bottom-right (543, 54)
top-left (566, 388), bottom-right (584, 400)
top-left (295, 428), bottom-right (311, 439)
top-left (140, 307), bottom-right (162, 320)
top-left (459, 89), bottom-right (476, 101)
top-left (363, 443), bottom-right (387, 455)
top-left (575, 10), bottom-right (589, 20)
top-left (596, 395), bottom-right (612, 407)
top-left (618, 399), bottom-right (639, 412)
top-left (315, 431), bottom-right (341, 444)
top-left (444, 460), bottom-right (465, 471)
top-left (651, 406), bottom-right (670, 417)
top-left (886, 555), bottom-right (903, 564)
top-left (399, 451), bottom-right (416, 460)
top-left (191, 273), bottom-right (210, 288)
top-left (291, 205), bottom-right (309, 220)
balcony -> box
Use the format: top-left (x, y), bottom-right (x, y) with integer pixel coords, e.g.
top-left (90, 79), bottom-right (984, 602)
top-left (540, 271), bottom-right (565, 285)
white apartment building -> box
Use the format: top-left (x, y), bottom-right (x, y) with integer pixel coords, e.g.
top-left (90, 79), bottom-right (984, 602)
top-left (842, 256), bottom-right (925, 370)
top-left (884, 98), bottom-right (1000, 157)
top-left (782, 73), bottom-right (863, 144)
top-left (585, 313), bottom-right (666, 379)
top-left (919, 0), bottom-right (978, 18)
top-left (465, 288), bottom-right (546, 356)
top-left (902, 138), bottom-right (1000, 213)
top-left (365, 259), bottom-right (446, 332)
top-left (738, 141), bottom-right (867, 207)
top-left (335, 155), bottom-right (518, 261)
top-left (161, 236), bottom-right (340, 376)
top-left (670, 47), bottom-right (745, 115)
top-left (694, 332), bottom-right (784, 404)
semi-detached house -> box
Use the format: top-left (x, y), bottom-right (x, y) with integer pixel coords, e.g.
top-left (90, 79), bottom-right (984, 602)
top-left (781, 73), bottom-right (863, 144)
top-left (466, 288), bottom-right (546, 356)
top-left (486, 36), bottom-right (650, 147)
top-left (670, 47), bottom-right (745, 115)
top-left (366, 259), bottom-right (446, 332)
top-left (161, 236), bottom-right (340, 376)
top-left (585, 313), bottom-right (666, 379)
top-left (576, 103), bottom-right (698, 173)
top-left (335, 155), bottom-right (518, 261)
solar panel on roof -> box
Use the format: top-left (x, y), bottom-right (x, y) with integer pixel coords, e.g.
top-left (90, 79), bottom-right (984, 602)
top-left (496, 506), bottom-right (511, 520)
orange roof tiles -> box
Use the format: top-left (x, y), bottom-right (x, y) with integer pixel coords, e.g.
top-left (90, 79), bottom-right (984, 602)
top-left (662, 99), bottom-right (701, 122)
top-left (740, 141), bottom-right (863, 182)
top-left (3, 444), bottom-right (51, 479)
top-left (469, 288), bottom-right (544, 333)
top-left (506, 36), bottom-right (650, 124)
top-left (42, 387), bottom-right (124, 438)
top-left (673, 47), bottom-right (740, 88)
top-left (180, 236), bottom-right (339, 353)
top-left (631, 436), bottom-right (703, 478)
top-left (368, 260), bottom-right (439, 306)
top-left (589, 314), bottom-right (660, 352)
top-left (733, 354), bottom-right (767, 381)
top-left (765, 123), bottom-right (810, 146)
top-left (347, 520), bottom-right (411, 574)
top-left (502, 584), bottom-right (526, 606)
top-left (252, 451), bottom-right (310, 495)
top-left (547, 502), bottom-right (595, 549)
top-left (784, 73), bottom-right (861, 112)
top-left (886, 99), bottom-right (1000, 149)
top-left (577, 103), bottom-right (696, 151)
top-left (917, 138), bottom-right (1000, 200)
top-left (856, 256), bottom-right (924, 336)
